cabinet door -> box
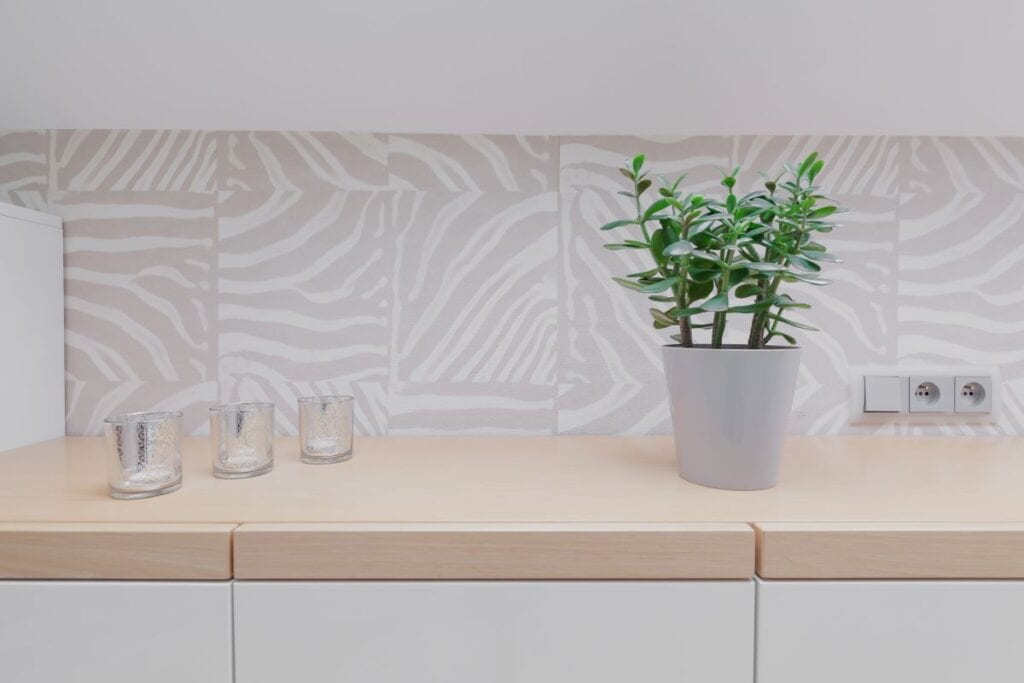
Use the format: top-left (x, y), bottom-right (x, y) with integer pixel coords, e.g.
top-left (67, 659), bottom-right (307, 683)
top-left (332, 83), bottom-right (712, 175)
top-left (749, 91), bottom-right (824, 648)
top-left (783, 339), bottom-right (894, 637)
top-left (235, 581), bottom-right (753, 683)
top-left (0, 581), bottom-right (233, 683)
top-left (757, 579), bottom-right (1024, 683)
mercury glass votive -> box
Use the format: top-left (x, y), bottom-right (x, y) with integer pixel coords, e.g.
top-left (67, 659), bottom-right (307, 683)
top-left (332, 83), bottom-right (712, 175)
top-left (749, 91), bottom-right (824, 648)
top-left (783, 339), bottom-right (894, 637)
top-left (104, 411), bottom-right (183, 500)
top-left (209, 402), bottom-right (275, 479)
top-left (298, 395), bottom-right (354, 464)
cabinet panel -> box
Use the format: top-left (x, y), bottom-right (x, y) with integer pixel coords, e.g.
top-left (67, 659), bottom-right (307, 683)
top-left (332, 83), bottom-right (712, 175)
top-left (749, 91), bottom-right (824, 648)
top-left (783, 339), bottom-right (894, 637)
top-left (757, 579), bottom-right (1024, 683)
top-left (0, 581), bottom-right (232, 683)
top-left (0, 204), bottom-right (63, 451)
top-left (235, 580), bottom-right (753, 683)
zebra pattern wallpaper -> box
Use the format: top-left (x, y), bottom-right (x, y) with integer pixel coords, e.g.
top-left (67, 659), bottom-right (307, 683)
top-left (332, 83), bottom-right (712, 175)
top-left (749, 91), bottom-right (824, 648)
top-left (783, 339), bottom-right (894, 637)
top-left (1, 130), bottom-right (1022, 436)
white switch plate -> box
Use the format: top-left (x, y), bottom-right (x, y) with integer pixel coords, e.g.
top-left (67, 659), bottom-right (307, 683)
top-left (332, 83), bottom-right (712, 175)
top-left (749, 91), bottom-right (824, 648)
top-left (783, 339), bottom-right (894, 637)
top-left (863, 375), bottom-right (902, 413)
top-left (850, 365), bottom-right (999, 425)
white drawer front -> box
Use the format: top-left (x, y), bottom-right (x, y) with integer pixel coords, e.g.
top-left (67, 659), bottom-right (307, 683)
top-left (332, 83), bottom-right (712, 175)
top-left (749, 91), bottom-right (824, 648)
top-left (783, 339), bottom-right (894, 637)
top-left (757, 579), bottom-right (1024, 683)
top-left (0, 581), bottom-right (233, 683)
top-left (235, 580), bottom-right (753, 683)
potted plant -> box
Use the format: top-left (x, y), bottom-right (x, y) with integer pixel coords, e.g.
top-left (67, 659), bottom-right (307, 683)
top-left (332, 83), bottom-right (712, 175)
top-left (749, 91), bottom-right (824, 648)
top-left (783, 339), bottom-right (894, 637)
top-left (602, 153), bottom-right (845, 490)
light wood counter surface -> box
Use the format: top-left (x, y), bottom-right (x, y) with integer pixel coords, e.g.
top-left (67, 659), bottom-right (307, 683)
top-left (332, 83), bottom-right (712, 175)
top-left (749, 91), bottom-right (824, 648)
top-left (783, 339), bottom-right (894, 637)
top-left (754, 522), bottom-right (1024, 579)
top-left (0, 523), bottom-right (234, 579)
top-left (2, 435), bottom-right (1022, 524)
top-left (0, 436), bottom-right (1022, 579)
top-left (233, 522), bottom-right (753, 579)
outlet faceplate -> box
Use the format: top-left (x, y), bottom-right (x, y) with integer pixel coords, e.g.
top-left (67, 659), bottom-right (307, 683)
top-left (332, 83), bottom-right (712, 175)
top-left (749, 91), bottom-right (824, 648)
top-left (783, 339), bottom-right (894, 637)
top-left (955, 376), bottom-right (993, 413)
top-left (909, 375), bottom-right (954, 413)
top-left (850, 366), bottom-right (999, 425)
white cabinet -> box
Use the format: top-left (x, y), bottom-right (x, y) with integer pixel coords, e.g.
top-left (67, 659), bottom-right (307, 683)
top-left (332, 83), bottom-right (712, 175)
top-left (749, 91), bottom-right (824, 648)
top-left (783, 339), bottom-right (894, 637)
top-left (234, 581), bottom-right (754, 683)
top-left (0, 202), bottom-right (64, 451)
top-left (0, 581), bottom-right (233, 683)
top-left (756, 579), bottom-right (1024, 683)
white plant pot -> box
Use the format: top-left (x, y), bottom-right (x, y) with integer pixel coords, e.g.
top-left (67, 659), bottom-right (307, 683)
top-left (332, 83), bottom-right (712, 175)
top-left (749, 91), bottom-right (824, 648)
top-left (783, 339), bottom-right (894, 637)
top-left (663, 344), bottom-right (801, 491)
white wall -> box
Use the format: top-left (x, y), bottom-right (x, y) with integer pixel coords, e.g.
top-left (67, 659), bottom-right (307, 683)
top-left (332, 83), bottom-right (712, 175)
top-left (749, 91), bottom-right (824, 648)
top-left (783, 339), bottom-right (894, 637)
top-left (2, 0), bottom-right (1022, 135)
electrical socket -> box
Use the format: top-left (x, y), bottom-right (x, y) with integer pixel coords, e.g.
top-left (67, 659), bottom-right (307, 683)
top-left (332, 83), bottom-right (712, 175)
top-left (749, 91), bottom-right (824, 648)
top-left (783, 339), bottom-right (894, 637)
top-left (908, 375), bottom-right (954, 413)
top-left (955, 376), bottom-right (993, 413)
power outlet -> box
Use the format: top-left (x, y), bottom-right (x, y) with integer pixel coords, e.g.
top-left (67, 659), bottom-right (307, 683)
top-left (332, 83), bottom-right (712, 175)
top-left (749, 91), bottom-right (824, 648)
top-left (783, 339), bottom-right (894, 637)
top-left (909, 375), bottom-right (954, 413)
top-left (955, 376), bottom-right (993, 413)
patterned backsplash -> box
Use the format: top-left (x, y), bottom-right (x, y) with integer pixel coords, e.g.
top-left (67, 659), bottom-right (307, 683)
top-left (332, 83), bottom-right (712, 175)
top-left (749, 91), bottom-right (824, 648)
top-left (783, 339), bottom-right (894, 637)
top-left (1, 130), bottom-right (1021, 436)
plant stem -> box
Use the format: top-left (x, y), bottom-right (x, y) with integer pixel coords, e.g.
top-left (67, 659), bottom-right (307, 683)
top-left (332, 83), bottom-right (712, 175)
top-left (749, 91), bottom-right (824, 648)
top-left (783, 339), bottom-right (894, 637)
top-left (678, 317), bottom-right (693, 347)
top-left (748, 275), bottom-right (782, 347)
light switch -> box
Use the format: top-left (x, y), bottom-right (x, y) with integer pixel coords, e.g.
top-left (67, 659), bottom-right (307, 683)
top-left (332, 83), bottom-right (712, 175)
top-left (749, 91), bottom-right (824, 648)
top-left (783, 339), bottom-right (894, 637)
top-left (864, 375), bottom-right (901, 413)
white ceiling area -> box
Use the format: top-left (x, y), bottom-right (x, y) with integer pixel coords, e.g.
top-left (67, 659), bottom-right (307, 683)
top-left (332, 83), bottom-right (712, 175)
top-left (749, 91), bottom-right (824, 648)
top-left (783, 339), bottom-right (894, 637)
top-left (2, 0), bottom-right (1022, 134)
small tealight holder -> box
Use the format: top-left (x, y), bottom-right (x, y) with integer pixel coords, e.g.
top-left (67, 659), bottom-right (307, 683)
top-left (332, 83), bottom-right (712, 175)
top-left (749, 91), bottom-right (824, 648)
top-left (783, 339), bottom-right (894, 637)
top-left (104, 411), bottom-right (183, 500)
top-left (209, 402), bottom-right (275, 479)
top-left (298, 395), bottom-right (354, 464)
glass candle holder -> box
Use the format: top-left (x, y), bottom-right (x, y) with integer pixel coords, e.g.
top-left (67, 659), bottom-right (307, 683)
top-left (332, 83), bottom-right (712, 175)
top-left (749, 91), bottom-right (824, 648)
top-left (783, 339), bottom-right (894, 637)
top-left (209, 402), bottom-right (275, 479)
top-left (299, 395), bottom-right (354, 464)
top-left (104, 411), bottom-right (183, 500)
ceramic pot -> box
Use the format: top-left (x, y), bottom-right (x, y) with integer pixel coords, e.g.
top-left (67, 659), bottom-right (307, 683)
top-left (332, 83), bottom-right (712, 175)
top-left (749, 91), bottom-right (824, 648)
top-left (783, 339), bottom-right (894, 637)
top-left (663, 344), bottom-right (801, 490)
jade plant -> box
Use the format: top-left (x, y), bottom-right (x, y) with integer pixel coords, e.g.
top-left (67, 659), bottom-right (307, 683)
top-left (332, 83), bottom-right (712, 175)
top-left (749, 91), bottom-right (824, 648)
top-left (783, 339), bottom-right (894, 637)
top-left (602, 152), bottom-right (846, 348)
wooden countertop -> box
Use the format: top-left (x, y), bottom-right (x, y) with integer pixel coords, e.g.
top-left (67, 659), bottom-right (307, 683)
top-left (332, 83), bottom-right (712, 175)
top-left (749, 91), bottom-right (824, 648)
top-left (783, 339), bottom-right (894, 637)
top-left (1, 436), bottom-right (1022, 579)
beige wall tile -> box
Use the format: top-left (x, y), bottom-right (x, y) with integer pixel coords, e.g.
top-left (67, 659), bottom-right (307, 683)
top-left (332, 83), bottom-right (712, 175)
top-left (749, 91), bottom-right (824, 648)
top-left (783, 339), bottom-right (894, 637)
top-left (53, 130), bottom-right (216, 192)
top-left (389, 135), bottom-right (555, 191)
top-left (218, 131), bottom-right (387, 191)
top-left (391, 191), bottom-right (557, 384)
top-left (388, 382), bottom-right (556, 435)
top-left (217, 189), bottom-right (393, 386)
top-left (0, 129), bottom-right (49, 210)
top-left (56, 191), bottom-right (216, 383)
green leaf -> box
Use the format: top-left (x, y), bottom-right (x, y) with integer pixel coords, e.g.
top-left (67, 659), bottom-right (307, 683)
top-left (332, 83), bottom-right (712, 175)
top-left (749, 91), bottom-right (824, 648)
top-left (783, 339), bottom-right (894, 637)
top-left (650, 228), bottom-right (667, 266)
top-left (619, 167), bottom-right (635, 181)
top-left (797, 152), bottom-right (819, 178)
top-left (641, 276), bottom-right (679, 293)
top-left (775, 294), bottom-right (811, 309)
top-left (663, 240), bottom-right (694, 257)
top-left (642, 199), bottom-right (671, 222)
top-left (627, 268), bottom-right (659, 278)
top-left (612, 277), bottom-right (644, 291)
top-left (801, 249), bottom-right (841, 263)
top-left (604, 241), bottom-right (648, 250)
top-left (650, 308), bottom-right (677, 327)
top-left (600, 219), bottom-right (636, 231)
top-left (688, 279), bottom-right (714, 300)
top-left (700, 292), bottom-right (730, 312)
top-left (791, 272), bottom-right (830, 285)
top-left (744, 262), bottom-right (786, 273)
top-left (728, 267), bottom-right (750, 287)
top-left (787, 254), bottom-right (822, 272)
top-left (770, 314), bottom-right (819, 331)
top-left (689, 252), bottom-right (730, 269)
top-left (687, 267), bottom-right (719, 284)
top-left (637, 179), bottom-right (652, 195)
top-left (808, 205), bottom-right (837, 219)
top-left (726, 194), bottom-right (737, 213)
top-left (727, 300), bottom-right (775, 313)
top-left (632, 154), bottom-right (645, 174)
top-left (648, 294), bottom-right (674, 302)
top-left (735, 283), bottom-right (761, 298)
top-left (808, 159), bottom-right (825, 183)
top-left (769, 331), bottom-right (798, 345)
